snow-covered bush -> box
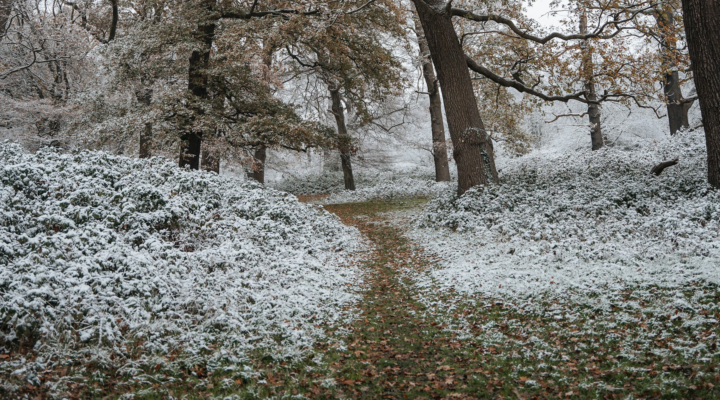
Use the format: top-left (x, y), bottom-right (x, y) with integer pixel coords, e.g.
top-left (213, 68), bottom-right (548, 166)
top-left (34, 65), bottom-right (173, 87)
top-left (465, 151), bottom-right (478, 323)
top-left (275, 170), bottom-right (454, 203)
top-left (412, 129), bottom-right (720, 307)
top-left (324, 176), bottom-right (453, 204)
top-left (274, 171), bottom-right (348, 195)
top-left (405, 130), bottom-right (720, 393)
top-left (0, 143), bottom-right (365, 391)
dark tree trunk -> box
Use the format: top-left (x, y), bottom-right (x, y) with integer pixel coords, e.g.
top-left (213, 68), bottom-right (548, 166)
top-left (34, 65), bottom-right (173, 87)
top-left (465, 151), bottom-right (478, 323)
top-left (664, 71), bottom-right (692, 134)
top-left (681, 0), bottom-right (720, 188)
top-left (329, 87), bottom-right (355, 191)
top-left (414, 17), bottom-right (451, 182)
top-left (179, 2), bottom-right (215, 169)
top-left (657, 7), bottom-right (691, 134)
top-left (179, 134), bottom-right (201, 169)
top-left (580, 13), bottom-right (603, 150)
top-left (251, 145), bottom-right (267, 184)
top-left (136, 87), bottom-right (153, 158)
top-left (412, 0), bottom-right (497, 195)
top-left (108, 0), bottom-right (118, 41)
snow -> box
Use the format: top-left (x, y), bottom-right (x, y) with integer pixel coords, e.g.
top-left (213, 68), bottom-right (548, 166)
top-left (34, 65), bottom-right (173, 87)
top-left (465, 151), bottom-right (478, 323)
top-left (275, 170), bottom-right (453, 204)
top-left (407, 129), bottom-right (720, 350)
top-left (0, 143), bottom-right (366, 393)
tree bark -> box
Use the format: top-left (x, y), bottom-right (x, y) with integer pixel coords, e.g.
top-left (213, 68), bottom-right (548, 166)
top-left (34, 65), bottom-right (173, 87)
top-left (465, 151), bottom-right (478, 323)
top-left (108, 0), bottom-right (118, 41)
top-left (251, 145), bottom-right (267, 184)
top-left (657, 6), bottom-right (691, 134)
top-left (412, 0), bottom-right (497, 195)
top-left (179, 1), bottom-right (215, 169)
top-left (580, 12), bottom-right (603, 150)
top-left (329, 87), bottom-right (355, 191)
top-left (136, 87), bottom-right (153, 158)
top-left (681, 0), bottom-right (720, 188)
top-left (650, 157), bottom-right (679, 176)
top-left (414, 17), bottom-right (451, 182)
top-left (0, 0), bottom-right (11, 38)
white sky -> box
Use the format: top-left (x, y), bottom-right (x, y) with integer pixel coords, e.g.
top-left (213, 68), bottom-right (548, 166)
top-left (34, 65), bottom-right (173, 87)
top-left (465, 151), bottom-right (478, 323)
top-left (526, 0), bottom-right (566, 28)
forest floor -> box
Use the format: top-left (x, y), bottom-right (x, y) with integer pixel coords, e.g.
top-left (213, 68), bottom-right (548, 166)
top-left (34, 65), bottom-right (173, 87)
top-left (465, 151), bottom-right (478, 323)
top-left (288, 198), bottom-right (718, 400)
top-left (17, 198), bottom-right (717, 399)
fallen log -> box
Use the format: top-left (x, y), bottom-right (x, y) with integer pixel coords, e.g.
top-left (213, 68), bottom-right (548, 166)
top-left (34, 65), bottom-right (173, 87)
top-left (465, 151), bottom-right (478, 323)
top-left (650, 157), bottom-right (679, 176)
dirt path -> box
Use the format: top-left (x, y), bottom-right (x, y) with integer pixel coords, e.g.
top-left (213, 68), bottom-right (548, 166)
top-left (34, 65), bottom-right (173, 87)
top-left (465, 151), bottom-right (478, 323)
top-left (316, 200), bottom-right (486, 399)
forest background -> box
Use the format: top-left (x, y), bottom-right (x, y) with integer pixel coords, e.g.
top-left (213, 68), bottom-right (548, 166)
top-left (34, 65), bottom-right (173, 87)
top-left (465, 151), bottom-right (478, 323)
top-left (2, 0), bottom-right (714, 194)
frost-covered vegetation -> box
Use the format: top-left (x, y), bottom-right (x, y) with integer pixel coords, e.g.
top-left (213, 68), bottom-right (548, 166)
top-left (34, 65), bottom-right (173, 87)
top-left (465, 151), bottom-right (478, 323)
top-left (406, 129), bottom-right (720, 394)
top-left (274, 170), bottom-right (453, 204)
top-left (0, 143), bottom-right (365, 395)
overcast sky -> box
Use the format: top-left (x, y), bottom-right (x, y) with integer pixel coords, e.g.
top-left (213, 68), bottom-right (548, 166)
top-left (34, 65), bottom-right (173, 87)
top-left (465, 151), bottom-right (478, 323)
top-left (526, 0), bottom-right (566, 28)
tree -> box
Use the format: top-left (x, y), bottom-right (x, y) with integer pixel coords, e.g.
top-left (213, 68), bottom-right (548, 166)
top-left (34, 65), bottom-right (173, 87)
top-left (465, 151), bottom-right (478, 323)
top-left (281, 0), bottom-right (407, 190)
top-left (412, 0), bottom-right (498, 195)
top-left (681, 0), bottom-right (720, 188)
top-left (455, 0), bottom-right (659, 151)
top-left (0, 0), bottom-right (12, 38)
top-left (413, 16), bottom-right (451, 182)
top-left (653, 0), bottom-right (694, 134)
top-left (579, 10), bottom-right (603, 150)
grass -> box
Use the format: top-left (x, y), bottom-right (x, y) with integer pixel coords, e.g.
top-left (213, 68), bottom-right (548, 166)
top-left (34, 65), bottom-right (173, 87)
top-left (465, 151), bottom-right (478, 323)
top-left (4, 198), bottom-right (719, 399)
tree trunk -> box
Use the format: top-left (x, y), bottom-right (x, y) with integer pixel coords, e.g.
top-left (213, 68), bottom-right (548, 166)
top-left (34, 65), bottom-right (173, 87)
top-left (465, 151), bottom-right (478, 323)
top-left (136, 87), bottom-right (153, 158)
top-left (580, 12), bottom-right (603, 150)
top-left (412, 0), bottom-right (497, 195)
top-left (664, 71), bottom-right (692, 134)
top-left (329, 87), bottom-right (355, 191)
top-left (657, 6), bottom-right (690, 134)
top-left (414, 17), bottom-right (451, 182)
top-left (323, 148), bottom-right (341, 172)
top-left (681, 0), bottom-right (720, 188)
top-left (179, 2), bottom-right (215, 169)
top-left (247, 42), bottom-right (275, 182)
top-left (108, 0), bottom-right (118, 41)
top-left (0, 0), bottom-right (12, 37)
top-left (201, 149), bottom-right (220, 173)
top-left (251, 145), bottom-right (267, 184)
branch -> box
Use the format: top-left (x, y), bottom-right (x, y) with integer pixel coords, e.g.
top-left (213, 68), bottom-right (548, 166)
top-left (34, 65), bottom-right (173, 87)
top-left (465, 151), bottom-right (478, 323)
top-left (544, 112), bottom-right (588, 123)
top-left (650, 157), bottom-right (678, 176)
top-left (346, 0), bottom-right (376, 15)
top-left (465, 55), bottom-right (589, 103)
top-left (222, 8), bottom-right (319, 19)
top-left (451, 4), bottom-right (653, 44)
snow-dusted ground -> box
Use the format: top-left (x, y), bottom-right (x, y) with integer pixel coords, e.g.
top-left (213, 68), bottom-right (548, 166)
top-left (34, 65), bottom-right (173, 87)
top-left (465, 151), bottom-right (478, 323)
top-left (0, 143), bottom-right (366, 394)
top-left (407, 130), bottom-right (720, 359)
top-left (275, 170), bottom-right (454, 204)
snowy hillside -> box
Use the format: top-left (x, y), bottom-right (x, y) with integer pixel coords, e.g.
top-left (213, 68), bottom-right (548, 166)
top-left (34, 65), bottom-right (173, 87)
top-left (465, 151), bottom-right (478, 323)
top-left (0, 143), bottom-right (366, 393)
top-left (408, 129), bottom-right (720, 358)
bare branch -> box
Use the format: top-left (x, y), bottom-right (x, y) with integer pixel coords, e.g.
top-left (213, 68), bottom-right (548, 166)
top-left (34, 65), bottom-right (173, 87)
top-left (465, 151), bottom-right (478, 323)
top-left (544, 112), bottom-right (588, 123)
top-left (650, 157), bottom-right (678, 176)
top-left (222, 8), bottom-right (319, 19)
top-left (346, 0), bottom-right (376, 15)
top-left (451, 3), bottom-right (654, 44)
top-left (465, 55), bottom-right (589, 103)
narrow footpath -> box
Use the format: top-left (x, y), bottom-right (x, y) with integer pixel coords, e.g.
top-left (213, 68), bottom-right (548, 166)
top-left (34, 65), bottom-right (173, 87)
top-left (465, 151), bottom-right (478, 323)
top-left (315, 200), bottom-right (487, 399)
